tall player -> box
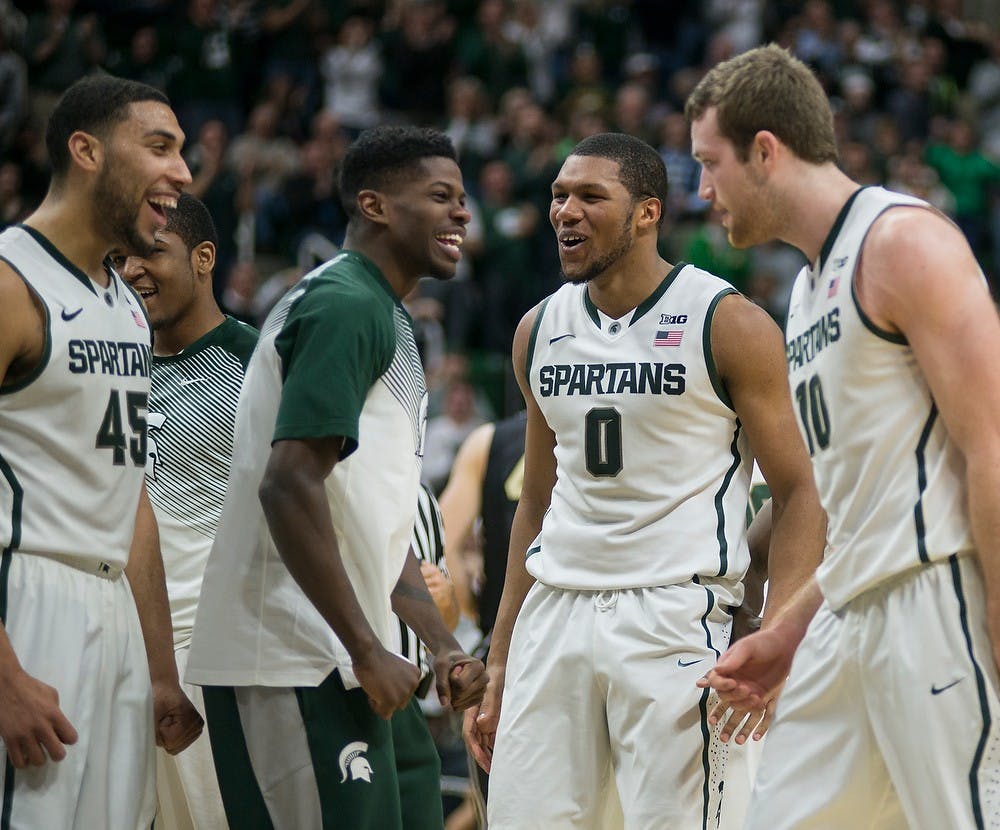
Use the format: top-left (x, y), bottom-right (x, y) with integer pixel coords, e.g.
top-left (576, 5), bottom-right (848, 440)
top-left (463, 132), bottom-right (826, 829)
top-left (186, 126), bottom-right (487, 829)
top-left (0, 76), bottom-right (201, 828)
top-left (689, 44), bottom-right (1000, 828)
top-left (120, 192), bottom-right (258, 829)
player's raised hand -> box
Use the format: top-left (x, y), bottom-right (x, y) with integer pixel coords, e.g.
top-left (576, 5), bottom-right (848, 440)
top-left (463, 664), bottom-right (504, 772)
top-left (697, 627), bottom-right (795, 712)
top-left (153, 682), bottom-right (204, 755)
top-left (353, 647), bottom-right (421, 720)
top-left (0, 665), bottom-right (78, 767)
top-left (432, 649), bottom-right (486, 710)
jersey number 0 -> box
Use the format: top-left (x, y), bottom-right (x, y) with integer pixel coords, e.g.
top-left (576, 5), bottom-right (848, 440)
top-left (585, 407), bottom-right (623, 477)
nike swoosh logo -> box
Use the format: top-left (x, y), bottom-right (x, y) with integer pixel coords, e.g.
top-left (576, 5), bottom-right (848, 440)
top-left (677, 658), bottom-right (704, 668)
top-left (61, 307), bottom-right (83, 321)
top-left (548, 333), bottom-right (575, 344)
top-left (931, 679), bottom-right (963, 695)
top-left (179, 378), bottom-right (206, 386)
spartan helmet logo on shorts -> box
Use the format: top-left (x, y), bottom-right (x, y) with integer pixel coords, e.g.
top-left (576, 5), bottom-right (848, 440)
top-left (338, 741), bottom-right (374, 783)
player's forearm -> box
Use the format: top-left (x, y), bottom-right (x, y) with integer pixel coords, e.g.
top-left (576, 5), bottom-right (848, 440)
top-left (393, 552), bottom-right (461, 655)
top-left (766, 576), bottom-right (824, 649)
top-left (260, 473), bottom-right (380, 660)
top-left (0, 624), bottom-right (24, 680)
top-left (760, 486), bottom-right (826, 624)
top-left (965, 452), bottom-right (1000, 658)
top-left (126, 488), bottom-right (180, 688)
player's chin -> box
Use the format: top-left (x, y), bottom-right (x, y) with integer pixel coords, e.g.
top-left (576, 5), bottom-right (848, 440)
top-left (425, 262), bottom-right (459, 282)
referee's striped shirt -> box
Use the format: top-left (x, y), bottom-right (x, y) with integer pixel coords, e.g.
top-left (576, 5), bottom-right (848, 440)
top-left (399, 482), bottom-right (447, 680)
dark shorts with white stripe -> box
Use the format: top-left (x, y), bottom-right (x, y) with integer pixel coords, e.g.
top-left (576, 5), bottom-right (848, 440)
top-left (202, 671), bottom-right (443, 829)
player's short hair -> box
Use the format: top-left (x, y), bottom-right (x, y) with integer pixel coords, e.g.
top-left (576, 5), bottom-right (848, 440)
top-left (568, 132), bottom-right (669, 227)
top-left (685, 44), bottom-right (838, 164)
top-left (338, 126), bottom-right (458, 220)
top-left (165, 192), bottom-right (218, 253)
top-left (46, 74), bottom-right (170, 180)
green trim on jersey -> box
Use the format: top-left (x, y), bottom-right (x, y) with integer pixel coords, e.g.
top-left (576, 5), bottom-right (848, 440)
top-left (816, 187), bottom-right (867, 272)
top-left (629, 262), bottom-right (686, 327)
top-left (273, 259), bottom-right (397, 456)
top-left (524, 296), bottom-right (551, 380)
top-left (0, 452), bottom-right (22, 623)
top-left (948, 554), bottom-right (991, 830)
top-left (713, 426), bottom-right (744, 577)
top-left (0, 259), bottom-right (52, 396)
top-left (153, 316), bottom-right (258, 369)
top-left (16, 224), bottom-right (99, 296)
top-left (582, 288), bottom-right (601, 328)
top-left (702, 288), bottom-right (737, 411)
top-left (913, 405), bottom-right (937, 564)
top-left (850, 241), bottom-right (908, 344)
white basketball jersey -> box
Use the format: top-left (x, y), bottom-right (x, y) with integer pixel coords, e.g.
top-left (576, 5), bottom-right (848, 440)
top-left (526, 263), bottom-right (752, 600)
top-left (785, 187), bottom-right (974, 610)
top-left (0, 225), bottom-right (151, 569)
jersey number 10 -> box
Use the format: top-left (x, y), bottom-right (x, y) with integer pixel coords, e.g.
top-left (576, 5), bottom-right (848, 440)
top-left (794, 375), bottom-right (831, 455)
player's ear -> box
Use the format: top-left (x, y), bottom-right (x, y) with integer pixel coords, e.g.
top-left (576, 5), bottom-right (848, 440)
top-left (192, 241), bottom-right (216, 279)
top-left (636, 197), bottom-right (661, 231)
top-left (68, 130), bottom-right (102, 174)
top-left (753, 130), bottom-right (781, 169)
top-left (356, 189), bottom-right (389, 226)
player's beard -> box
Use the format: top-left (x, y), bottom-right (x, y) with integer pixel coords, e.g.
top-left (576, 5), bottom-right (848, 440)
top-left (94, 154), bottom-right (154, 259)
top-left (561, 209), bottom-right (635, 285)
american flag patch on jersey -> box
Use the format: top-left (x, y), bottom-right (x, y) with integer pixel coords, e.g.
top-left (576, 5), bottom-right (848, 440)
top-left (654, 329), bottom-right (683, 347)
top-left (132, 309), bottom-right (147, 329)
top-left (828, 276), bottom-right (840, 298)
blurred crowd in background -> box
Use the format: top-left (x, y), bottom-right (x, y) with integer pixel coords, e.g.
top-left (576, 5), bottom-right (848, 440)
top-left (2, 0), bottom-right (1000, 453)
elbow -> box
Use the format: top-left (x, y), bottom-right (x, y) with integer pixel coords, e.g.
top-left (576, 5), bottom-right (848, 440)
top-left (259, 464), bottom-right (294, 521)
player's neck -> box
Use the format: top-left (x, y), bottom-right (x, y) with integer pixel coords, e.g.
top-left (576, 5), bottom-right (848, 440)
top-left (586, 251), bottom-right (673, 320)
top-left (777, 164), bottom-right (860, 265)
top-left (25, 197), bottom-right (115, 289)
top-left (153, 305), bottom-right (226, 357)
top-left (342, 232), bottom-right (420, 301)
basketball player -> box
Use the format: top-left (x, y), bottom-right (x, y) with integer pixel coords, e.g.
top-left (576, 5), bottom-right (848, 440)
top-left (120, 192), bottom-right (258, 829)
top-left (0, 75), bottom-right (201, 828)
top-left (464, 132), bottom-right (826, 829)
top-left (439, 409), bottom-right (527, 635)
top-left (689, 45), bottom-right (1000, 828)
top-left (185, 126), bottom-right (487, 829)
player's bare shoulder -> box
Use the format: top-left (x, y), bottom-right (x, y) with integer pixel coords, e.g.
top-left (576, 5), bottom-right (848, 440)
top-left (0, 259), bottom-right (47, 385)
top-left (511, 299), bottom-right (549, 386)
top-left (859, 204), bottom-right (986, 333)
top-left (710, 291), bottom-right (786, 386)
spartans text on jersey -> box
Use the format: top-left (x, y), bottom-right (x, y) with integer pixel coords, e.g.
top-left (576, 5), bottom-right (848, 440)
top-left (68, 339), bottom-right (152, 377)
top-left (538, 361), bottom-right (686, 397)
top-left (786, 308), bottom-right (840, 370)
